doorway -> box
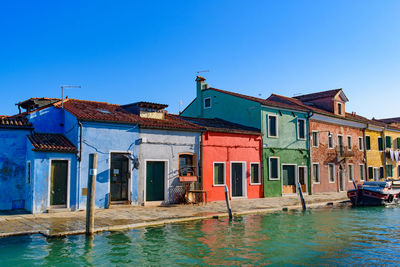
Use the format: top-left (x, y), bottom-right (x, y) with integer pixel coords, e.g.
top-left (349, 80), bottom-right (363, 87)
top-left (282, 165), bottom-right (296, 194)
top-left (146, 161), bottom-right (165, 201)
top-left (49, 160), bottom-right (69, 207)
top-left (298, 166), bottom-right (307, 193)
top-left (110, 153), bottom-right (130, 202)
top-left (231, 162), bottom-right (245, 197)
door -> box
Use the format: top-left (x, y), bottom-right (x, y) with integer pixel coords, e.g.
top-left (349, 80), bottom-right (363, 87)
top-left (50, 160), bottom-right (68, 207)
top-left (146, 161), bottom-right (165, 201)
top-left (231, 163), bottom-right (244, 197)
top-left (282, 165), bottom-right (296, 194)
top-left (339, 168), bottom-right (346, 191)
top-left (110, 153), bottom-right (130, 202)
top-left (298, 166), bottom-right (307, 193)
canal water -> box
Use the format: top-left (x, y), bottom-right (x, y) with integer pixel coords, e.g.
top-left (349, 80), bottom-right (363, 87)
top-left (1, 206), bottom-right (400, 266)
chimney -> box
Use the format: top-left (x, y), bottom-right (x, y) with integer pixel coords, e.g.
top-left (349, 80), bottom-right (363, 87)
top-left (196, 76), bottom-right (206, 97)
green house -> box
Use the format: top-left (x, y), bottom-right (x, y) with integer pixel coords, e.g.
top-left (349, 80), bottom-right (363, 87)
top-left (181, 76), bottom-right (311, 197)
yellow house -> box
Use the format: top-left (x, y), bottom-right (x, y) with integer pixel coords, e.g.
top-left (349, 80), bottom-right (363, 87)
top-left (383, 127), bottom-right (400, 180)
top-left (365, 123), bottom-right (385, 181)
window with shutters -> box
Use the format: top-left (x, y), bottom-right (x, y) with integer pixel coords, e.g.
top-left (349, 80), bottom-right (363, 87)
top-left (386, 165), bottom-right (393, 177)
top-left (204, 97), bottom-right (211, 109)
top-left (250, 163), bottom-right (261, 184)
top-left (397, 138), bottom-right (400, 149)
top-left (329, 163), bottom-right (335, 183)
top-left (312, 131), bottom-right (319, 147)
top-left (365, 136), bottom-right (371, 150)
top-left (297, 119), bottom-right (306, 140)
top-left (213, 162), bottom-right (225, 186)
top-left (378, 137), bottom-right (383, 151)
top-left (347, 136), bottom-right (352, 150)
top-left (328, 134), bottom-right (334, 149)
top-left (26, 161), bottom-right (31, 184)
top-left (269, 157), bottom-right (280, 180)
top-left (386, 136), bottom-right (392, 149)
top-left (379, 167), bottom-right (384, 179)
top-left (267, 115), bottom-right (278, 138)
top-left (312, 163), bottom-right (320, 183)
top-left (368, 166), bottom-right (373, 180)
top-left (358, 137), bottom-right (363, 151)
top-left (348, 164), bottom-right (354, 182)
top-left (359, 164), bottom-right (365, 181)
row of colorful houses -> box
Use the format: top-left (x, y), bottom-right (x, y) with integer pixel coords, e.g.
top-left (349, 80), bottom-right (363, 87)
top-left (1, 76), bottom-right (399, 213)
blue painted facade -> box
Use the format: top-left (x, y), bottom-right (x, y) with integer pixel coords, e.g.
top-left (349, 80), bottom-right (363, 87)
top-left (0, 129), bottom-right (30, 211)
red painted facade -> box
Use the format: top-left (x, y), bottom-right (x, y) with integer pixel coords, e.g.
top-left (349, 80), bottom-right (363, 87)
top-left (201, 131), bottom-right (263, 202)
top-left (310, 120), bottom-right (365, 193)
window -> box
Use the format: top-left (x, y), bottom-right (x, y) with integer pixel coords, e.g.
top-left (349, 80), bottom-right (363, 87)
top-left (179, 154), bottom-right (196, 177)
top-left (378, 137), bottom-right (383, 151)
top-left (337, 103), bottom-right (342, 115)
top-left (347, 136), bottom-right (352, 150)
top-left (312, 163), bottom-right (320, 183)
top-left (250, 163), bottom-right (261, 184)
top-left (348, 164), bottom-right (354, 182)
top-left (365, 136), bottom-right (371, 150)
top-left (358, 137), bottom-right (363, 151)
top-left (269, 157), bottom-right (280, 180)
top-left (213, 162), bottom-right (225, 185)
top-left (397, 137), bottom-right (400, 149)
top-left (312, 131), bottom-right (319, 147)
top-left (386, 136), bottom-right (392, 148)
top-left (398, 166), bottom-right (400, 178)
top-left (386, 165), bottom-right (393, 177)
top-left (329, 163), bottom-right (335, 183)
top-left (204, 97), bottom-right (211, 109)
top-left (26, 161), bottom-right (31, 184)
top-left (297, 119), bottom-right (306, 140)
top-left (359, 164), bottom-right (365, 181)
top-left (268, 115), bottom-right (278, 137)
top-left (379, 167), bottom-right (384, 179)
top-left (368, 166), bottom-right (373, 180)
top-left (328, 134), bottom-right (334, 149)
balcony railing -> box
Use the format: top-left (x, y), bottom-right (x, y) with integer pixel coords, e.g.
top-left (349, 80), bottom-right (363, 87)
top-left (336, 146), bottom-right (355, 158)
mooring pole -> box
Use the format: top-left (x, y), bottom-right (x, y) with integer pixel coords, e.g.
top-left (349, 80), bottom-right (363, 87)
top-left (224, 185), bottom-right (233, 219)
top-left (297, 182), bottom-right (306, 211)
top-left (86, 153), bottom-right (97, 235)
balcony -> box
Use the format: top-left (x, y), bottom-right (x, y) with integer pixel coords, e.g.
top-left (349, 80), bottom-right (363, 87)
top-left (336, 146), bottom-right (355, 159)
top-left (178, 165), bottom-right (198, 182)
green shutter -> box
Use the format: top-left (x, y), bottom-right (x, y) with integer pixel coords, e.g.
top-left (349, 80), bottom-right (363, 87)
top-left (378, 138), bottom-right (383, 151)
top-left (368, 167), bottom-right (373, 179)
top-left (366, 136), bottom-right (371, 150)
top-left (386, 136), bottom-right (392, 148)
top-left (397, 138), bottom-right (400, 149)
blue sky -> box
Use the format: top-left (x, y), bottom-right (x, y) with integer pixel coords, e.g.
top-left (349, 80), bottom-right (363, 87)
top-left (1, 1), bottom-right (399, 119)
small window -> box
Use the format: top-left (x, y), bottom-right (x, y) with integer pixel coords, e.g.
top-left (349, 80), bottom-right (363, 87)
top-left (269, 157), bottom-right (280, 180)
top-left (368, 166), bottom-right (373, 180)
top-left (213, 162), bottom-right (225, 185)
top-left (359, 164), bottom-right (365, 181)
top-left (268, 115), bottom-right (278, 138)
top-left (27, 161), bottom-right (31, 184)
top-left (329, 163), bottom-right (335, 183)
top-left (179, 154), bottom-right (196, 177)
top-left (337, 103), bottom-right (342, 115)
top-left (347, 136), bottom-right (352, 150)
top-left (328, 134), bottom-right (334, 149)
top-left (379, 167), bottom-right (384, 179)
top-left (348, 164), bottom-right (354, 182)
top-left (312, 131), bottom-right (319, 147)
top-left (358, 137), bottom-right (363, 151)
top-left (312, 163), bottom-right (320, 183)
top-left (386, 165), bottom-right (393, 177)
top-left (297, 119), bottom-right (306, 140)
top-left (378, 137), bottom-right (383, 151)
top-left (365, 136), bottom-right (371, 150)
top-left (386, 136), bottom-right (392, 148)
top-left (204, 97), bottom-right (211, 109)
top-left (250, 163), bottom-right (261, 184)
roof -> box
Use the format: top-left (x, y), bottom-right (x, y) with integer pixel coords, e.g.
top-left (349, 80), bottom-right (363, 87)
top-left (121, 101), bottom-right (168, 110)
top-left (294, 89), bottom-right (348, 102)
top-left (205, 87), bottom-right (309, 112)
top-left (28, 133), bottom-right (77, 153)
top-left (180, 117), bottom-right (261, 135)
top-left (377, 117), bottom-right (400, 124)
top-left (0, 116), bottom-right (32, 129)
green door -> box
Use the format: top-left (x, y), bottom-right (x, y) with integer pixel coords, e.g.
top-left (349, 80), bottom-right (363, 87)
top-left (146, 161), bottom-right (165, 201)
top-left (50, 160), bottom-right (68, 206)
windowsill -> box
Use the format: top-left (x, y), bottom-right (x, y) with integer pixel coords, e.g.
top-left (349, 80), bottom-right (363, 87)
top-left (313, 181), bottom-right (321, 184)
top-left (298, 138), bottom-right (306, 141)
top-left (268, 136), bottom-right (279, 138)
top-left (213, 184), bottom-right (226, 187)
top-left (329, 180), bottom-right (336, 183)
top-left (269, 178), bottom-right (280, 181)
top-left (250, 182), bottom-right (261, 186)
top-left (328, 147), bottom-right (334, 149)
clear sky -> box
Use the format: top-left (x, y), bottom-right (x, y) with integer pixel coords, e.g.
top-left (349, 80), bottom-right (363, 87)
top-left (1, 1), bottom-right (399, 119)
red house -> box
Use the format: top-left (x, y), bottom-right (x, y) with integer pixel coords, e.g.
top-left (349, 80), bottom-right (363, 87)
top-left (182, 117), bottom-right (262, 202)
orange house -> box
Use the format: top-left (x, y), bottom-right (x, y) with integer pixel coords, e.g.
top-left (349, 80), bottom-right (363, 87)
top-left (182, 117), bottom-right (263, 202)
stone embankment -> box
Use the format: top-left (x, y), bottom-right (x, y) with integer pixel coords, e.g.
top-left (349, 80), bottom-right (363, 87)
top-left (0, 192), bottom-right (348, 238)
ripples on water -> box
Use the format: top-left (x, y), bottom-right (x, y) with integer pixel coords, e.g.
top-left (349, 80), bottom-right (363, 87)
top-left (1, 206), bottom-right (400, 266)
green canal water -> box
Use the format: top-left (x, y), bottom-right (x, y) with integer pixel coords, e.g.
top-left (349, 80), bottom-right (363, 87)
top-left (1, 206), bottom-right (400, 266)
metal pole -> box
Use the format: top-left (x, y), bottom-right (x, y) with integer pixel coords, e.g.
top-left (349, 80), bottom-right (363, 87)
top-left (86, 153), bottom-right (97, 235)
top-left (224, 185), bottom-right (233, 219)
top-left (297, 182), bottom-right (306, 211)
top-left (61, 86), bottom-right (64, 109)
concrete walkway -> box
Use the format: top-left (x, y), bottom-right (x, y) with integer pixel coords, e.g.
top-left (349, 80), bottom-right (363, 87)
top-left (0, 192), bottom-right (348, 238)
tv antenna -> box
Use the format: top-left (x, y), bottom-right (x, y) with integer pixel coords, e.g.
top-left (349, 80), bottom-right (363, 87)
top-left (61, 85), bottom-right (81, 108)
top-left (196, 70), bottom-right (209, 75)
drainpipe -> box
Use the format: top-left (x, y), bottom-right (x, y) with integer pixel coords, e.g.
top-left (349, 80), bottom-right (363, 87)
top-left (383, 126), bottom-right (387, 180)
top-left (363, 125), bottom-right (368, 181)
top-left (199, 132), bottom-right (203, 191)
top-left (307, 111), bottom-right (313, 195)
top-left (77, 121), bottom-right (83, 210)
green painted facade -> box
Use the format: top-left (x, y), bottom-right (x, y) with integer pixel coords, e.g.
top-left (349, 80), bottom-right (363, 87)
top-left (181, 77), bottom-right (311, 197)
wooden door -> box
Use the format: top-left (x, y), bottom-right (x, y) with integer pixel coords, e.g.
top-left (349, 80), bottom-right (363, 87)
top-left (298, 166), bottom-right (307, 193)
top-left (282, 165), bottom-right (296, 194)
top-left (146, 161), bottom-right (165, 201)
top-left (231, 163), bottom-right (244, 197)
top-left (50, 160), bottom-right (68, 206)
top-left (110, 153), bottom-right (130, 201)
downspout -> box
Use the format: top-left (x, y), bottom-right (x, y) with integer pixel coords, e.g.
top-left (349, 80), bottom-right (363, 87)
top-left (77, 120), bottom-right (83, 210)
top-left (307, 111), bottom-right (313, 195)
top-left (199, 132), bottom-right (203, 191)
top-left (383, 126), bottom-right (387, 180)
top-left (363, 125), bottom-right (368, 181)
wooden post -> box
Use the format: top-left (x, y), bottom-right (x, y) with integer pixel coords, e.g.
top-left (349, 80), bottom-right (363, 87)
top-left (86, 153), bottom-right (97, 235)
top-left (297, 182), bottom-right (306, 211)
top-left (224, 185), bottom-right (233, 219)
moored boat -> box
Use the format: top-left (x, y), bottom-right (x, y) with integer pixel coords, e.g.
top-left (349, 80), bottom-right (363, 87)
top-left (347, 181), bottom-right (400, 206)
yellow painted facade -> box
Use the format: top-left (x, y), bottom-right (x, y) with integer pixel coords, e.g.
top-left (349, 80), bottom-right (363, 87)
top-left (384, 128), bottom-right (400, 180)
top-left (365, 128), bottom-right (385, 181)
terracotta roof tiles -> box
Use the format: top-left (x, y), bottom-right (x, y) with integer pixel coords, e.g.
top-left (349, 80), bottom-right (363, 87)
top-left (180, 117), bottom-right (261, 135)
top-left (0, 116), bottom-right (32, 128)
top-left (28, 133), bottom-right (77, 153)
top-left (294, 89), bottom-right (343, 102)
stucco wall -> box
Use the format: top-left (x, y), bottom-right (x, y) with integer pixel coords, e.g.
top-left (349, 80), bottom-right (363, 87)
top-left (138, 128), bottom-right (201, 204)
top-left (365, 128), bottom-right (385, 180)
top-left (0, 129), bottom-right (29, 211)
top-left (383, 129), bottom-right (400, 179)
top-left (202, 131), bottom-right (262, 202)
top-left (311, 120), bottom-right (365, 193)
